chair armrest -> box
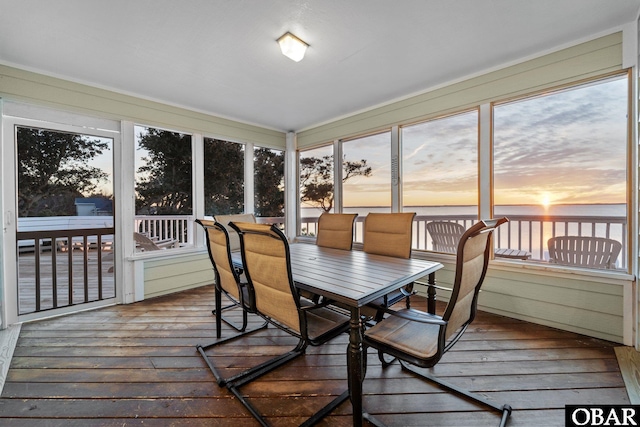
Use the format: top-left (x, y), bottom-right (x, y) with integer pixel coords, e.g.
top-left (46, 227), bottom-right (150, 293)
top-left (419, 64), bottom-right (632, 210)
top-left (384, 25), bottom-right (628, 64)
top-left (398, 287), bottom-right (416, 298)
top-left (385, 308), bottom-right (447, 326)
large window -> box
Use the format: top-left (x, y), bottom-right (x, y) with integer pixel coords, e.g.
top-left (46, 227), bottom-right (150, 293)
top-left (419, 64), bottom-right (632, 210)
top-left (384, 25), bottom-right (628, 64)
top-left (401, 111), bottom-right (478, 252)
top-left (299, 144), bottom-right (334, 236)
top-left (342, 132), bottom-right (388, 242)
top-left (254, 147), bottom-right (285, 223)
top-left (135, 126), bottom-right (192, 248)
top-left (493, 75), bottom-right (628, 269)
top-left (203, 138), bottom-right (244, 216)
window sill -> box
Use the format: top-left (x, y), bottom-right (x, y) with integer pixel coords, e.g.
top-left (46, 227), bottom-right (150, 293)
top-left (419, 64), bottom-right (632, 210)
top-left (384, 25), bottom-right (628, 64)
top-left (490, 257), bottom-right (634, 283)
top-left (126, 244), bottom-right (203, 261)
top-left (412, 248), bottom-right (634, 283)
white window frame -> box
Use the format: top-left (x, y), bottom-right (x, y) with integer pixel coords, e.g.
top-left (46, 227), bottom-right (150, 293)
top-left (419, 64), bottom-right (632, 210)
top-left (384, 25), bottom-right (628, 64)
top-left (1, 102), bottom-right (121, 325)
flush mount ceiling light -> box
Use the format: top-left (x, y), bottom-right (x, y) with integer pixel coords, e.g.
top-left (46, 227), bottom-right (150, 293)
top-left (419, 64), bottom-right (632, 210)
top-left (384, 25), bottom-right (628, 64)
top-left (277, 32), bottom-right (308, 62)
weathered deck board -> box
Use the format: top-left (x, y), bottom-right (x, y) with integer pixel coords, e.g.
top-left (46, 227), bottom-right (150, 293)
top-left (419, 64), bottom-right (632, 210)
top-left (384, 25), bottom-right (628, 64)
top-left (17, 248), bottom-right (115, 315)
top-left (0, 286), bottom-right (631, 426)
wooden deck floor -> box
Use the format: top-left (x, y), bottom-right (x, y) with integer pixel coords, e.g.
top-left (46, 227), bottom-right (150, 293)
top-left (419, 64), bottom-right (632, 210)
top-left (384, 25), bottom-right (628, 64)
top-left (18, 248), bottom-right (115, 315)
top-left (0, 285), bottom-right (630, 426)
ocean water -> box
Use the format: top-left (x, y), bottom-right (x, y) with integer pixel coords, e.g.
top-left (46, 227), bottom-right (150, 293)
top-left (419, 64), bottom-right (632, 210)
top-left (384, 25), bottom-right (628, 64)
top-left (301, 204), bottom-right (626, 218)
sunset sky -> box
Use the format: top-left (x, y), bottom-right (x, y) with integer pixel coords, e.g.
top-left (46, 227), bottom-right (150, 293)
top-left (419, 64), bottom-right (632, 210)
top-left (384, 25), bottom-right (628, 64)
top-left (340, 75), bottom-right (628, 208)
top-left (93, 77), bottom-right (627, 211)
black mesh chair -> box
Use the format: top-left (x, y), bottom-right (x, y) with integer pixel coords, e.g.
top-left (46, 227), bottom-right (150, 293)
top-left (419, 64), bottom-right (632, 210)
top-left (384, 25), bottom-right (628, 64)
top-left (227, 221), bottom-right (351, 427)
top-left (194, 219), bottom-right (267, 386)
top-left (362, 218), bottom-right (512, 427)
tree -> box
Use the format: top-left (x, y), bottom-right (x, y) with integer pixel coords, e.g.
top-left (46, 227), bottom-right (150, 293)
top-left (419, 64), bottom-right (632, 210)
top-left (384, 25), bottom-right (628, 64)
top-left (203, 138), bottom-right (245, 215)
top-left (17, 127), bottom-right (109, 217)
top-left (300, 155), bottom-right (372, 212)
top-left (254, 148), bottom-right (285, 217)
top-left (136, 128), bottom-right (192, 215)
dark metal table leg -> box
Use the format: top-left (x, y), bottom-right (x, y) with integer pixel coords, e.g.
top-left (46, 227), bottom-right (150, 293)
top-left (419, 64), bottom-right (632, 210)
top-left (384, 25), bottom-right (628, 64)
top-left (427, 272), bottom-right (437, 314)
top-left (347, 306), bottom-right (364, 427)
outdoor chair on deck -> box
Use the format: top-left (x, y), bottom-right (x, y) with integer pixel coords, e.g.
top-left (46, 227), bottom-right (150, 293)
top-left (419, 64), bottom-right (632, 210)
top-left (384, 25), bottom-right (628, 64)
top-left (426, 221), bottom-right (465, 254)
top-left (547, 235), bottom-right (622, 269)
top-left (363, 212), bottom-right (417, 317)
top-left (133, 232), bottom-right (178, 251)
top-left (214, 213), bottom-right (256, 274)
top-left (227, 221), bottom-right (351, 427)
top-left (362, 218), bottom-right (511, 427)
top-left (305, 212), bottom-right (358, 302)
top-left (194, 219), bottom-right (267, 386)
top-left (214, 213), bottom-right (256, 252)
top-left (315, 212), bottom-right (358, 250)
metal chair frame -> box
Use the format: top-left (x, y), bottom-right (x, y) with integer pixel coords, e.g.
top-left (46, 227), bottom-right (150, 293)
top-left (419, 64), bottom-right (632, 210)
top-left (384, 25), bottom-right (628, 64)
top-left (194, 219), bottom-right (267, 386)
top-left (363, 212), bottom-right (417, 314)
top-left (362, 218), bottom-right (512, 427)
top-left (226, 221), bottom-right (350, 427)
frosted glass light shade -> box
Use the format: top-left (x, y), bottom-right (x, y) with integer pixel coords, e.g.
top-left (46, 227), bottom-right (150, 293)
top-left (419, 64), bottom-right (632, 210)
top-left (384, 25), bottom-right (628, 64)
top-left (277, 32), bottom-right (308, 62)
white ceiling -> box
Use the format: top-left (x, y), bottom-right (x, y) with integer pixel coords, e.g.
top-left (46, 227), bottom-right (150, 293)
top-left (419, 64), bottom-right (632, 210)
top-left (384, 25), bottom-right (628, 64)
top-left (1, 0), bottom-right (639, 132)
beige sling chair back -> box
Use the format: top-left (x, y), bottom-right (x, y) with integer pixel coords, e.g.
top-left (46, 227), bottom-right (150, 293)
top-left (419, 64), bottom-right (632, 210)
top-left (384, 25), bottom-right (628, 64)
top-left (362, 218), bottom-right (512, 427)
top-left (226, 221), bottom-right (351, 427)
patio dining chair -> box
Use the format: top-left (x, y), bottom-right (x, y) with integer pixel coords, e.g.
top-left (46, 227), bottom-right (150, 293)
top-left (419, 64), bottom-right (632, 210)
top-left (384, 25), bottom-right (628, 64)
top-left (363, 212), bottom-right (417, 317)
top-left (362, 218), bottom-right (511, 427)
top-left (194, 219), bottom-right (267, 386)
top-left (213, 213), bottom-right (256, 252)
top-left (304, 212), bottom-right (359, 302)
top-left (315, 212), bottom-right (358, 250)
top-left (547, 235), bottom-right (622, 269)
top-left (426, 220), bottom-right (465, 253)
top-left (227, 221), bottom-right (351, 427)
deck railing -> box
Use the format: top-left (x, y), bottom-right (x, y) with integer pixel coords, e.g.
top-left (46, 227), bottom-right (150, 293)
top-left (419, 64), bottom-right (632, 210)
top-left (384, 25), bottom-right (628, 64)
top-left (15, 212), bottom-right (628, 315)
top-left (18, 213), bottom-right (627, 263)
top-left (134, 215), bottom-right (284, 245)
top-left (301, 214), bottom-right (628, 269)
top-left (135, 215), bottom-right (193, 245)
top-left (16, 227), bottom-right (115, 315)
